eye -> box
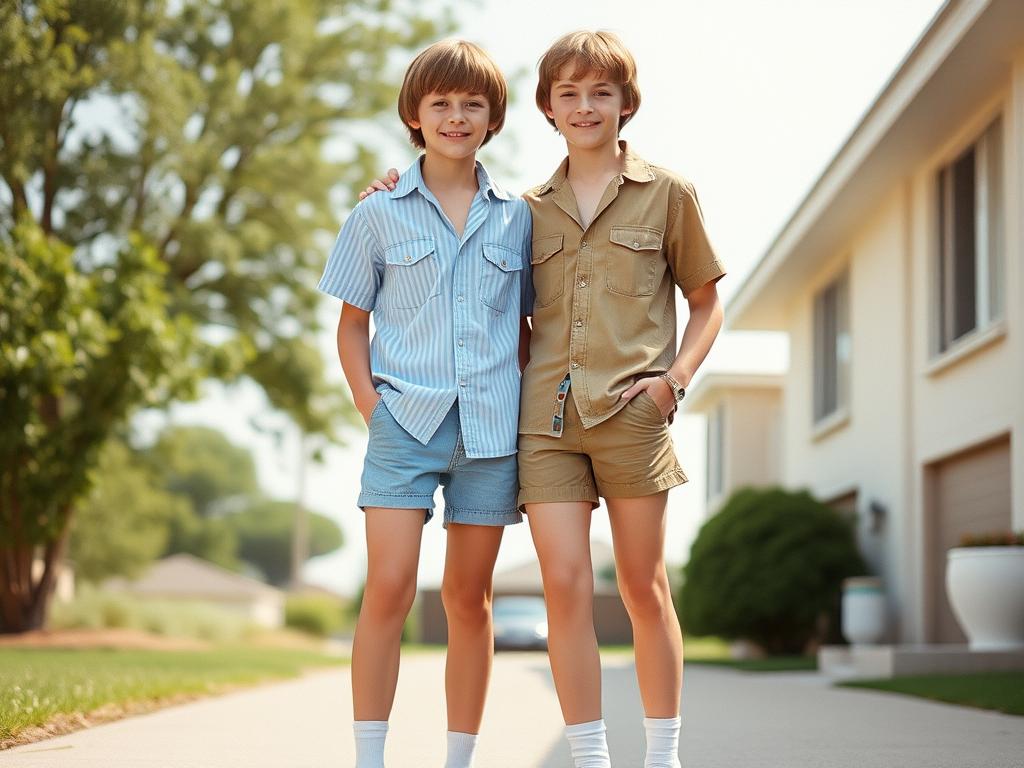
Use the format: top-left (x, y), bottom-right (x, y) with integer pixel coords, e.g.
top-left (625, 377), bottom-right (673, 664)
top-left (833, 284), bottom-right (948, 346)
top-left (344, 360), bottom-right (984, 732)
top-left (560, 92), bottom-right (575, 99)
top-left (432, 100), bottom-right (448, 107)
top-left (595, 90), bottom-right (611, 97)
top-left (466, 101), bottom-right (483, 108)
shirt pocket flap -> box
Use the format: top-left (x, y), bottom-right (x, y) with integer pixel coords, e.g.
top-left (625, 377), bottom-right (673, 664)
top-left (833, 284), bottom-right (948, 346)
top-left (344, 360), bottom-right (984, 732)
top-left (531, 233), bottom-right (564, 265)
top-left (482, 243), bottom-right (523, 272)
top-left (609, 226), bottom-right (663, 252)
top-left (385, 238), bottom-right (436, 266)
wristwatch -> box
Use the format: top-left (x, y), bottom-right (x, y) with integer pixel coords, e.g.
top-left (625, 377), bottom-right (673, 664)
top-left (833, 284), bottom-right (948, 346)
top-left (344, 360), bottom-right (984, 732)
top-left (659, 372), bottom-right (686, 403)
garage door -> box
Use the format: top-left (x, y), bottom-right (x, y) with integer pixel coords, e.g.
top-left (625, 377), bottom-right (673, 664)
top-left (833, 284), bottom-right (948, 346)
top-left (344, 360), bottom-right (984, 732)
top-left (929, 436), bottom-right (1012, 643)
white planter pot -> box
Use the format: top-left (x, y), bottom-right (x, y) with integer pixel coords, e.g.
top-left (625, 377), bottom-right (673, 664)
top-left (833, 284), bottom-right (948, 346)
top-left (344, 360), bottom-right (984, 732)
top-left (841, 577), bottom-right (887, 645)
top-left (946, 547), bottom-right (1024, 651)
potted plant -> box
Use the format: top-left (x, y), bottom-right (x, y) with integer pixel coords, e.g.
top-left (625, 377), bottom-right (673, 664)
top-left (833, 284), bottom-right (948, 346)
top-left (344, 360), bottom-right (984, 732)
top-left (841, 576), bottom-right (887, 645)
top-left (946, 530), bottom-right (1024, 651)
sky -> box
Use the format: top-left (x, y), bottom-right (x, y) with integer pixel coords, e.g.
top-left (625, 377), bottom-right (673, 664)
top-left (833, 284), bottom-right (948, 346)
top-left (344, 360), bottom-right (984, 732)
top-left (138, 0), bottom-right (948, 595)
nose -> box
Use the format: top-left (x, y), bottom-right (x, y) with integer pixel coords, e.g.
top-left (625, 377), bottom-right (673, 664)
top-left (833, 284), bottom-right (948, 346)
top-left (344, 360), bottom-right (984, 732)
top-left (576, 96), bottom-right (593, 114)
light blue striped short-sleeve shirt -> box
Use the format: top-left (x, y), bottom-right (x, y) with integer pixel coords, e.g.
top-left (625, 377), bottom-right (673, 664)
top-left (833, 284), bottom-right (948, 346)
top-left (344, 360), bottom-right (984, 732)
top-left (318, 157), bottom-right (534, 459)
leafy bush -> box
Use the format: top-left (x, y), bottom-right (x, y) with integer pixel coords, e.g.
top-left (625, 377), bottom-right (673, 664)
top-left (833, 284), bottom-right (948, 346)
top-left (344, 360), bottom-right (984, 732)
top-left (284, 594), bottom-right (345, 637)
top-left (680, 487), bottom-right (865, 655)
top-left (48, 586), bottom-right (255, 642)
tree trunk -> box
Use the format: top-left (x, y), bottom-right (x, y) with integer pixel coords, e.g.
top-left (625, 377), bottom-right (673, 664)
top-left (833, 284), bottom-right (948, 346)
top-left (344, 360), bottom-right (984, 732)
top-left (0, 510), bottom-right (72, 635)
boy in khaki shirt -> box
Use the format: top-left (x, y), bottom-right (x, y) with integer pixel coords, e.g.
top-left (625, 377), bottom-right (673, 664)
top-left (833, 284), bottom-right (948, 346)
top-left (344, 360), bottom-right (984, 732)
top-left (362, 30), bottom-right (724, 768)
top-left (515, 31), bottom-right (724, 768)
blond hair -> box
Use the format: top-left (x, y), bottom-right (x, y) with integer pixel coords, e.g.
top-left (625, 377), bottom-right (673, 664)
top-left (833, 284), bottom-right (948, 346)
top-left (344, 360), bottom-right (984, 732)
top-left (536, 30), bottom-right (641, 132)
top-left (398, 40), bottom-right (508, 149)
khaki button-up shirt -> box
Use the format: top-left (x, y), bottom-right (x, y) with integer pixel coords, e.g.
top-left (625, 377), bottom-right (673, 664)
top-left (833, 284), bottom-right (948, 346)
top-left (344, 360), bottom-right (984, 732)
top-left (520, 142), bottom-right (725, 435)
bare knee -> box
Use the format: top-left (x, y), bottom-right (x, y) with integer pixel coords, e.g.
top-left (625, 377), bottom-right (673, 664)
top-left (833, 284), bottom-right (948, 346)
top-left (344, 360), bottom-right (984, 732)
top-left (618, 569), bottom-right (674, 622)
top-left (362, 570), bottom-right (417, 623)
top-left (441, 579), bottom-right (491, 629)
top-left (542, 562), bottom-right (594, 617)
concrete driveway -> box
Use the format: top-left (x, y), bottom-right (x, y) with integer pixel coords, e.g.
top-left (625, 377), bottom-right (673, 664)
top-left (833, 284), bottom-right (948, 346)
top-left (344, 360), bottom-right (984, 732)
top-left (3, 650), bottom-right (1022, 767)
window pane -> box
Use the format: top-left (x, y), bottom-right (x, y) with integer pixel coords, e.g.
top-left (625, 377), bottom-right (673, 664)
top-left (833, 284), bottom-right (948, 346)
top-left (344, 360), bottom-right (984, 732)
top-left (952, 147), bottom-right (976, 340)
top-left (986, 118), bottom-right (1004, 321)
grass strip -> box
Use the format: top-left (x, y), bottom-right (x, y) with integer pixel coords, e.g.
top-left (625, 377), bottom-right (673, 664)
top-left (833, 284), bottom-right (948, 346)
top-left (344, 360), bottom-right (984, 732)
top-left (0, 646), bottom-right (346, 747)
top-left (839, 671), bottom-right (1024, 716)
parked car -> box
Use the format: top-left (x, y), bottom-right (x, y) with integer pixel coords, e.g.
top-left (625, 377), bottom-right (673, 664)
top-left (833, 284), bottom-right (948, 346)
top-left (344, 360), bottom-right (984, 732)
top-left (493, 596), bottom-right (548, 650)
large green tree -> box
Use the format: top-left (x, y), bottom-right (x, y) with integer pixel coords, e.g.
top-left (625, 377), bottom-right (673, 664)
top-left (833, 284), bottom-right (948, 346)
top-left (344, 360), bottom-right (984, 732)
top-left (229, 499), bottom-right (343, 587)
top-left (142, 425), bottom-right (260, 517)
top-left (68, 438), bottom-right (187, 583)
top-left (0, 0), bottom-right (450, 632)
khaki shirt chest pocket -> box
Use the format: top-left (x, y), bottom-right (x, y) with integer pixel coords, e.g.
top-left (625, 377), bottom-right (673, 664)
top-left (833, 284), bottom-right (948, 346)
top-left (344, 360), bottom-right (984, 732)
top-left (480, 243), bottom-right (523, 313)
top-left (606, 226), bottom-right (664, 297)
top-left (530, 233), bottom-right (564, 308)
top-left (383, 238), bottom-right (440, 310)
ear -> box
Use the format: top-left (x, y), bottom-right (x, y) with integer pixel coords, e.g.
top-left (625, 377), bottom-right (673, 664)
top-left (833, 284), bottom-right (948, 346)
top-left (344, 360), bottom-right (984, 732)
top-left (544, 105), bottom-right (555, 120)
top-left (407, 119), bottom-right (421, 130)
top-left (620, 106), bottom-right (633, 117)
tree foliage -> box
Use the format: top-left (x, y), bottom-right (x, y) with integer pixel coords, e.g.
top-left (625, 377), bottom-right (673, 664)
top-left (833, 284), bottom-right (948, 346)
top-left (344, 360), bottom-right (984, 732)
top-left (229, 499), bottom-right (343, 587)
top-left (680, 487), bottom-right (865, 655)
top-left (0, 0), bottom-right (450, 631)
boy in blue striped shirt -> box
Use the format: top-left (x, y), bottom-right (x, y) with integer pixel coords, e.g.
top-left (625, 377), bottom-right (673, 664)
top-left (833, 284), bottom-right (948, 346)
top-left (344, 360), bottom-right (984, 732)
top-left (317, 40), bottom-right (532, 768)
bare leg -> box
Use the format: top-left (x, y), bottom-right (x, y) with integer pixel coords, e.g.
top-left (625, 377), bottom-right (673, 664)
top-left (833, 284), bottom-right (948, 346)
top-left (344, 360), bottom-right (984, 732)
top-left (607, 492), bottom-right (683, 717)
top-left (441, 522), bottom-right (505, 733)
top-left (351, 507), bottom-right (425, 720)
top-left (526, 502), bottom-right (602, 724)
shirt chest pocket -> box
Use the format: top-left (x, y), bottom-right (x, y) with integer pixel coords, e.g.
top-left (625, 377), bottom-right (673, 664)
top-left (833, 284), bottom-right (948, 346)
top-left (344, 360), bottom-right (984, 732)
top-left (606, 226), bottom-right (664, 297)
top-left (530, 233), bottom-right (564, 308)
top-left (383, 238), bottom-right (440, 310)
top-left (479, 243), bottom-right (523, 313)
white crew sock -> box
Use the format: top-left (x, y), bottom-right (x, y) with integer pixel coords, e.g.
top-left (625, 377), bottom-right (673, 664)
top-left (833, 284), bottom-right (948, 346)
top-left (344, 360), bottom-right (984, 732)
top-left (354, 720), bottom-right (388, 768)
top-left (643, 716), bottom-right (682, 768)
top-left (565, 719), bottom-right (611, 768)
top-left (444, 730), bottom-right (478, 768)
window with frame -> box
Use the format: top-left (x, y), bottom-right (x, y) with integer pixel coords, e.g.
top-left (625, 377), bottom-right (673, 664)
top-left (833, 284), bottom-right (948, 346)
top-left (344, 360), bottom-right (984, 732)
top-left (813, 271), bottom-right (850, 424)
top-left (706, 402), bottom-right (724, 501)
top-left (936, 116), bottom-right (1004, 354)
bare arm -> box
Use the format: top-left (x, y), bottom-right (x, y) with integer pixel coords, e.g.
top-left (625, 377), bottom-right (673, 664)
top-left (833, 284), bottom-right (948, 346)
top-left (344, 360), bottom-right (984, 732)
top-left (337, 302), bottom-right (379, 424)
top-left (621, 280), bottom-right (724, 415)
top-left (519, 316), bottom-right (532, 372)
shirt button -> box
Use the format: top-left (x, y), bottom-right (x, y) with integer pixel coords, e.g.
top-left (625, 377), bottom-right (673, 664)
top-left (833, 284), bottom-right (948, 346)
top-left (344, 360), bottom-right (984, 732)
top-left (457, 295), bottom-right (465, 302)
top-left (404, 255), bottom-right (412, 262)
top-left (579, 280), bottom-right (587, 288)
top-left (575, 320), bottom-right (583, 327)
top-left (458, 339), bottom-right (464, 346)
top-left (581, 241), bottom-right (588, 248)
top-left (571, 362), bottom-right (580, 369)
top-left (633, 241), bottom-right (640, 248)
top-left (459, 380), bottom-right (467, 387)
top-left (501, 259), bottom-right (507, 267)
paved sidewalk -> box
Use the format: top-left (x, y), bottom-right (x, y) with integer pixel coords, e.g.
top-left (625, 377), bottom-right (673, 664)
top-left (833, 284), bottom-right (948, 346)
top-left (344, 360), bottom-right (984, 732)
top-left (3, 651), bottom-right (1022, 767)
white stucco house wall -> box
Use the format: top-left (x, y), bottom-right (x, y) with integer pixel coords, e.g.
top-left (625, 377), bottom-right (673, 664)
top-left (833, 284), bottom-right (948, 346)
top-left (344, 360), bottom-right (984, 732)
top-left (702, 0), bottom-right (1023, 645)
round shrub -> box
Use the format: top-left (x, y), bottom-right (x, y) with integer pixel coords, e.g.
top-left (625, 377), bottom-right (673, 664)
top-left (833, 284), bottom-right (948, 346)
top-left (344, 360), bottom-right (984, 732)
top-left (680, 486), bottom-right (865, 655)
top-left (285, 595), bottom-right (345, 638)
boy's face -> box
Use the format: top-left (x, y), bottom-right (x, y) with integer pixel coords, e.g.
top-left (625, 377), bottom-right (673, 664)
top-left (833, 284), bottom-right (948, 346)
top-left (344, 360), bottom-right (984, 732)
top-left (545, 66), bottom-right (632, 151)
top-left (408, 91), bottom-right (496, 161)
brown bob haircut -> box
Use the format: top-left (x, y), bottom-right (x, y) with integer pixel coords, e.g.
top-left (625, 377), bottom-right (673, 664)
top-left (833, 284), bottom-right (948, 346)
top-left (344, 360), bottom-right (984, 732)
top-left (535, 30), bottom-right (641, 132)
top-left (398, 40), bottom-right (508, 149)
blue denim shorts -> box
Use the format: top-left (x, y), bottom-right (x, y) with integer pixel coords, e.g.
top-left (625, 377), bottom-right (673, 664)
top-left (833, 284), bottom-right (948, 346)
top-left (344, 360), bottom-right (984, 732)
top-left (358, 399), bottom-right (522, 528)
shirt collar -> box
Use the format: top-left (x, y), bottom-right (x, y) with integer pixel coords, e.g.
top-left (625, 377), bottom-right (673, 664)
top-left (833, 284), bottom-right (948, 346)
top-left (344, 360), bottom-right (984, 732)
top-left (537, 140), bottom-right (655, 195)
top-left (391, 155), bottom-right (514, 202)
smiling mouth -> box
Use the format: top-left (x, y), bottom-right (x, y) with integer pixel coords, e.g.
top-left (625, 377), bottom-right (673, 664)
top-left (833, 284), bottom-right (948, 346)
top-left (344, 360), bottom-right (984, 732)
top-left (440, 131), bottom-right (470, 137)
top-left (571, 121), bottom-right (600, 128)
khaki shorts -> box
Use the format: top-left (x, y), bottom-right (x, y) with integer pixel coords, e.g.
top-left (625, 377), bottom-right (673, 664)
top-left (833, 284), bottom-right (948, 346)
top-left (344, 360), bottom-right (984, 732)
top-left (517, 390), bottom-right (687, 509)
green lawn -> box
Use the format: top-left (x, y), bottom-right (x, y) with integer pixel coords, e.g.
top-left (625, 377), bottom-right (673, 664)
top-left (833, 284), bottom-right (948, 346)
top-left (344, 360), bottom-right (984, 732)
top-left (840, 671), bottom-right (1024, 716)
top-left (0, 646), bottom-right (347, 746)
top-left (686, 656), bottom-right (818, 672)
